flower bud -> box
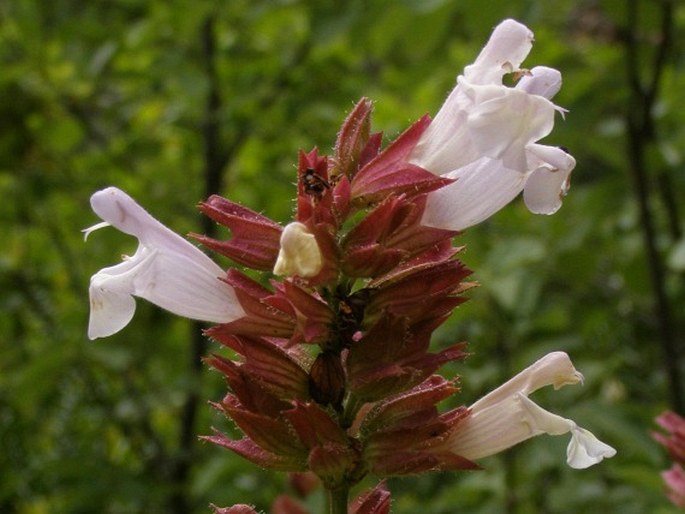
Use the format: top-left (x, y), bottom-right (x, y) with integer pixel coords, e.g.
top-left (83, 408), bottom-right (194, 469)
top-left (274, 222), bottom-right (323, 278)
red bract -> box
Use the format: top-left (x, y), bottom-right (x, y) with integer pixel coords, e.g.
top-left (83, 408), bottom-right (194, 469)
top-left (341, 194), bottom-right (457, 278)
top-left (296, 149), bottom-right (337, 225)
top-left (333, 98), bottom-right (375, 180)
top-left (209, 337), bottom-right (310, 400)
top-left (347, 313), bottom-right (468, 402)
top-left (285, 401), bottom-right (364, 488)
top-left (359, 377), bottom-right (477, 475)
top-left (195, 195), bottom-right (282, 271)
top-left (350, 116), bottom-right (453, 206)
top-left (211, 269), bottom-right (296, 339)
top-left (365, 259), bottom-right (471, 325)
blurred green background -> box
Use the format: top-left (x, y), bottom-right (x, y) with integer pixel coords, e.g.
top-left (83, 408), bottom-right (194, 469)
top-left (1, 0), bottom-right (684, 512)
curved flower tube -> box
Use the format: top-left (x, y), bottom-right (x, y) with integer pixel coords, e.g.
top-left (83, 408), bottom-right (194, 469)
top-left (85, 187), bottom-right (244, 339)
top-left (449, 352), bottom-right (616, 469)
top-left (411, 19), bottom-right (575, 230)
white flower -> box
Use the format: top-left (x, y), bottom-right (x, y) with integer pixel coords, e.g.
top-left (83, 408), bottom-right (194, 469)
top-left (410, 19), bottom-right (575, 230)
top-left (273, 222), bottom-right (322, 278)
top-left (449, 352), bottom-right (616, 469)
top-left (85, 187), bottom-right (244, 340)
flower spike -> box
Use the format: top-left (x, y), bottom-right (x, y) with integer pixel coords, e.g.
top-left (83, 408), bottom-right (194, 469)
top-left (86, 19), bottom-right (613, 511)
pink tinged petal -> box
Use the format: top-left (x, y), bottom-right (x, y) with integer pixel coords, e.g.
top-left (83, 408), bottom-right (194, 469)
top-left (87, 187), bottom-right (244, 339)
top-left (654, 411), bottom-right (685, 462)
top-left (663, 464), bottom-right (685, 508)
top-left (273, 222), bottom-right (323, 278)
top-left (516, 66), bottom-right (562, 99)
top-left (408, 22), bottom-right (544, 176)
top-left (463, 19), bottom-right (534, 85)
top-left (421, 158), bottom-right (526, 230)
top-left (410, 19), bottom-right (569, 203)
top-left (655, 410), bottom-right (685, 433)
top-left (211, 505), bottom-right (260, 514)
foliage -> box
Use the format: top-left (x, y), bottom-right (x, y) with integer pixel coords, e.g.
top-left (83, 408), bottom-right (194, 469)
top-left (1, 0), bottom-right (684, 512)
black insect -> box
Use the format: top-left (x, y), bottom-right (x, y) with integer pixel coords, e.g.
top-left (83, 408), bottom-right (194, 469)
top-left (302, 167), bottom-right (330, 198)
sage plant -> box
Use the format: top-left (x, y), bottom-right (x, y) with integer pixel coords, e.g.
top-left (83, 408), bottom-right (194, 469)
top-left (654, 411), bottom-right (685, 508)
top-left (86, 19), bottom-right (615, 513)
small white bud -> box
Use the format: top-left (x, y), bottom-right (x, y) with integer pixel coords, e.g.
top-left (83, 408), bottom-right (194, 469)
top-left (273, 222), bottom-right (322, 278)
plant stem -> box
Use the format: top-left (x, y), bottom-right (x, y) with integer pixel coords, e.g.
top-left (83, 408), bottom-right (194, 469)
top-left (329, 487), bottom-right (350, 514)
top-left (624, 0), bottom-right (683, 413)
top-left (169, 15), bottom-right (223, 514)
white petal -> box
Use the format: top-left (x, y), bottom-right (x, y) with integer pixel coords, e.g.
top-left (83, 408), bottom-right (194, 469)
top-left (273, 222), bottom-right (322, 277)
top-left (521, 395), bottom-right (617, 469)
top-left (523, 145), bottom-right (575, 215)
top-left (422, 158), bottom-right (526, 230)
top-left (88, 274), bottom-right (138, 339)
top-left (470, 352), bottom-right (582, 412)
top-left (523, 167), bottom-right (571, 215)
top-left (516, 66), bottom-right (562, 99)
top-left (133, 248), bottom-right (244, 323)
top-left (450, 393), bottom-right (574, 461)
top-left (566, 427), bottom-right (617, 469)
top-left (86, 187), bottom-right (245, 339)
top-left (464, 19), bottom-right (534, 85)
top-left (91, 187), bottom-right (202, 255)
top-left (409, 95), bottom-right (474, 176)
top-left (88, 288), bottom-right (137, 339)
top-left (518, 394), bottom-right (575, 436)
top-left (449, 353), bottom-right (615, 469)
top-left (411, 20), bottom-right (572, 229)
top-left (450, 394), bottom-right (536, 459)
top-left (526, 143), bottom-right (576, 171)
top-left (88, 246), bottom-right (155, 339)
top-left (465, 85), bottom-right (557, 170)
top-left (409, 21), bottom-right (539, 175)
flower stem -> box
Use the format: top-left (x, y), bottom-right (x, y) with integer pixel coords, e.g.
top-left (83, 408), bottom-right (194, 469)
top-left (328, 486), bottom-right (349, 514)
